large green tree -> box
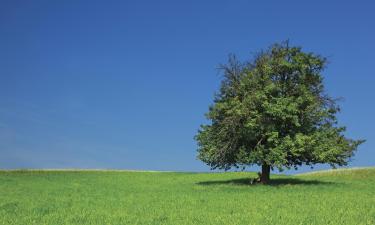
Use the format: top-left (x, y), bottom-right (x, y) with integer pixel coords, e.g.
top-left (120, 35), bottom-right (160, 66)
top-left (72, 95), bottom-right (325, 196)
top-left (195, 42), bottom-right (364, 184)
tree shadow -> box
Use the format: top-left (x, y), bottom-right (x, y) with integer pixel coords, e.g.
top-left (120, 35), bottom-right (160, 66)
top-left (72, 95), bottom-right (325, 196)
top-left (196, 177), bottom-right (333, 187)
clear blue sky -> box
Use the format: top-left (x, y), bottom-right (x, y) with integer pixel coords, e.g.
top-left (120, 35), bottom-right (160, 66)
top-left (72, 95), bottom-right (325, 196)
top-left (1, 0), bottom-right (374, 172)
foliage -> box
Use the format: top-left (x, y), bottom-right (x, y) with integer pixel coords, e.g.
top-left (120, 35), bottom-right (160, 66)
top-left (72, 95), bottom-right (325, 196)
top-left (0, 169), bottom-right (374, 225)
top-left (195, 42), bottom-right (364, 175)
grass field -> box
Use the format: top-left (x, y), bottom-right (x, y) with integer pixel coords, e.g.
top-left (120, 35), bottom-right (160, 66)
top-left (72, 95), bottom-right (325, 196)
top-left (1, 168), bottom-right (374, 225)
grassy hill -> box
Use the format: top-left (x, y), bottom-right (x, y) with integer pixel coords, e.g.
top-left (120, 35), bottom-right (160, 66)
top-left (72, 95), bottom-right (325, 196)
top-left (1, 168), bottom-right (374, 225)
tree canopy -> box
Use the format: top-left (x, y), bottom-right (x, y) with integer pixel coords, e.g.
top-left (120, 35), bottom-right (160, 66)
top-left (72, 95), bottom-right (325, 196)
top-left (195, 42), bottom-right (364, 183)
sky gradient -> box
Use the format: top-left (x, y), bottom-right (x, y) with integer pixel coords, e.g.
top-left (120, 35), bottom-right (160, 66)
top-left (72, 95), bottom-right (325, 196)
top-left (1, 0), bottom-right (374, 172)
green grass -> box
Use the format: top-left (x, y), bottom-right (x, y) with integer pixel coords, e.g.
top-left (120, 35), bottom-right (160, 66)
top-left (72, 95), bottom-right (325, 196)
top-left (1, 168), bottom-right (374, 225)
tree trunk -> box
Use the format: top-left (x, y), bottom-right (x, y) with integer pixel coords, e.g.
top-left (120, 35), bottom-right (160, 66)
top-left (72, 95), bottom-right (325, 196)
top-left (260, 164), bottom-right (270, 184)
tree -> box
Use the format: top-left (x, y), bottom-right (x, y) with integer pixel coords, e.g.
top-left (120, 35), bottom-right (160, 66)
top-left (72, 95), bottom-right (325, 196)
top-left (195, 41), bottom-right (364, 184)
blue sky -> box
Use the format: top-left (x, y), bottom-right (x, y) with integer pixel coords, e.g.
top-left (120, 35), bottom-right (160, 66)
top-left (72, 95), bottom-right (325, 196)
top-left (0, 0), bottom-right (374, 172)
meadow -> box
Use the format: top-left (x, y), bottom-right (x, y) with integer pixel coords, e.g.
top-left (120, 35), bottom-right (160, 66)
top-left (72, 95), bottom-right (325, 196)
top-left (0, 168), bottom-right (374, 225)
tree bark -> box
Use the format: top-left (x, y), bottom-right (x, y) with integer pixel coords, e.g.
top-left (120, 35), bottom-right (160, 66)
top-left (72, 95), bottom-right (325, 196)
top-left (260, 164), bottom-right (270, 184)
